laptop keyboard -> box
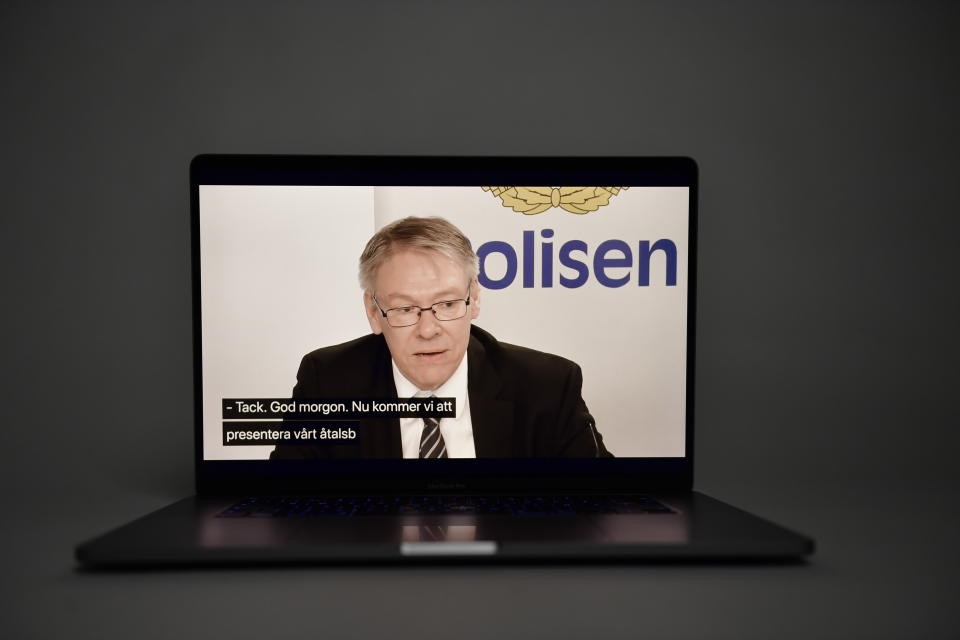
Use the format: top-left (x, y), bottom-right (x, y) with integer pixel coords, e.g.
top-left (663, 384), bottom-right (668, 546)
top-left (217, 495), bottom-right (674, 517)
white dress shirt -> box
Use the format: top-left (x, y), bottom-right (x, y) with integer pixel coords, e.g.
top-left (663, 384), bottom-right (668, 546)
top-left (392, 354), bottom-right (475, 459)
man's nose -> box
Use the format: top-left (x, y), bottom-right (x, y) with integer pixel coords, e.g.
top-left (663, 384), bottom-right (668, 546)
top-left (416, 308), bottom-right (442, 338)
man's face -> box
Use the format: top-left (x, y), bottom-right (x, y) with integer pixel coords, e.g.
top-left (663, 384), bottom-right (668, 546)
top-left (364, 248), bottom-right (480, 391)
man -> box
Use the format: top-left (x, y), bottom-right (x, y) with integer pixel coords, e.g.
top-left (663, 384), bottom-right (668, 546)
top-left (271, 216), bottom-right (611, 459)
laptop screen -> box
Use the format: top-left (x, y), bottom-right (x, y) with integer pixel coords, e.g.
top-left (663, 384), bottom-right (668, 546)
top-left (192, 157), bottom-right (696, 485)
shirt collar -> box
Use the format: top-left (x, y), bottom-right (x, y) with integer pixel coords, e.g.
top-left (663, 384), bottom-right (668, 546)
top-left (391, 352), bottom-right (468, 420)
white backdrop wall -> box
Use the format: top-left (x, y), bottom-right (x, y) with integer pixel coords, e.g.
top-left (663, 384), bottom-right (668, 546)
top-left (199, 186), bottom-right (374, 460)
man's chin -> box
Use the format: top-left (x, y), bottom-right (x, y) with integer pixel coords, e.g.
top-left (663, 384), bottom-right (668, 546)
top-left (406, 364), bottom-right (452, 391)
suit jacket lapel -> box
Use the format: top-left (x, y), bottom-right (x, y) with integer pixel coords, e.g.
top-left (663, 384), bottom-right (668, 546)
top-left (467, 333), bottom-right (515, 457)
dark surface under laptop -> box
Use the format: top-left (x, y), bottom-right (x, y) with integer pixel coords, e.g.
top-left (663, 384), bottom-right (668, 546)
top-left (75, 155), bottom-right (813, 567)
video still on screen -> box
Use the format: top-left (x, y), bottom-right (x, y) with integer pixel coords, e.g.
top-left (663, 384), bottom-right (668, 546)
top-left (199, 186), bottom-right (689, 461)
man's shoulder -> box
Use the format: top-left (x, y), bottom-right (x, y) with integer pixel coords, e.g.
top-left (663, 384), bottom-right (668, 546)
top-left (301, 333), bottom-right (387, 366)
top-left (470, 325), bottom-right (579, 379)
top-left (294, 333), bottom-right (391, 396)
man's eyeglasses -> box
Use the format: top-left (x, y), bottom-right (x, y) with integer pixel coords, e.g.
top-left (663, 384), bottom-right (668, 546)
top-left (373, 286), bottom-right (472, 328)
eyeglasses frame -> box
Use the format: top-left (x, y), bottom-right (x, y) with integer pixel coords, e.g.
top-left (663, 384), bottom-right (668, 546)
top-left (372, 284), bottom-right (473, 328)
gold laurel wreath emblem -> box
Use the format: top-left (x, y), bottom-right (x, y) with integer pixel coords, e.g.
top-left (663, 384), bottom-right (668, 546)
top-left (481, 186), bottom-right (629, 215)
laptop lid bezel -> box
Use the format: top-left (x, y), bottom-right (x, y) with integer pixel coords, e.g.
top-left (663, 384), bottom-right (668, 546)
top-left (190, 155), bottom-right (698, 495)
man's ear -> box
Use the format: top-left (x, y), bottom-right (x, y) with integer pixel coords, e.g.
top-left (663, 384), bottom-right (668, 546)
top-left (470, 279), bottom-right (480, 320)
top-left (364, 291), bottom-right (383, 335)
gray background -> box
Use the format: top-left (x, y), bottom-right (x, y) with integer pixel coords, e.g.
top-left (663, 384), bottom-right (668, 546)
top-left (2, 1), bottom-right (958, 638)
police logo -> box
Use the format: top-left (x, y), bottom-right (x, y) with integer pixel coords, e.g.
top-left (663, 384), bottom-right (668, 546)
top-left (482, 186), bottom-right (629, 215)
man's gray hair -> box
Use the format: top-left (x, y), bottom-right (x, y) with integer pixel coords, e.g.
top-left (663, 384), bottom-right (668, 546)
top-left (358, 216), bottom-right (479, 293)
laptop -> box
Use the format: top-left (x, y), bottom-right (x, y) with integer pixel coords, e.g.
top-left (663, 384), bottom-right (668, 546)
top-left (75, 155), bottom-right (813, 566)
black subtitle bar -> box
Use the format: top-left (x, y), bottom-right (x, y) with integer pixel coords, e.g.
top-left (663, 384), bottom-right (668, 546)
top-left (223, 422), bottom-right (360, 446)
top-left (222, 397), bottom-right (456, 420)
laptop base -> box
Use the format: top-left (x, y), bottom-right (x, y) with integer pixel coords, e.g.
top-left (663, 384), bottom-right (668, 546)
top-left (76, 491), bottom-right (813, 568)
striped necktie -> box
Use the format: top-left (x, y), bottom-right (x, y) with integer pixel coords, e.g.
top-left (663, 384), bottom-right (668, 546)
top-left (419, 397), bottom-right (448, 459)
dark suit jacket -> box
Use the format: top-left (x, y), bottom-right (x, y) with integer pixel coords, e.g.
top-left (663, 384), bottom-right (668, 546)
top-left (270, 325), bottom-right (611, 459)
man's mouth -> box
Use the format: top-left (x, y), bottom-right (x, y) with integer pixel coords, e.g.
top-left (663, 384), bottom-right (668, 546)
top-left (414, 349), bottom-right (447, 362)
